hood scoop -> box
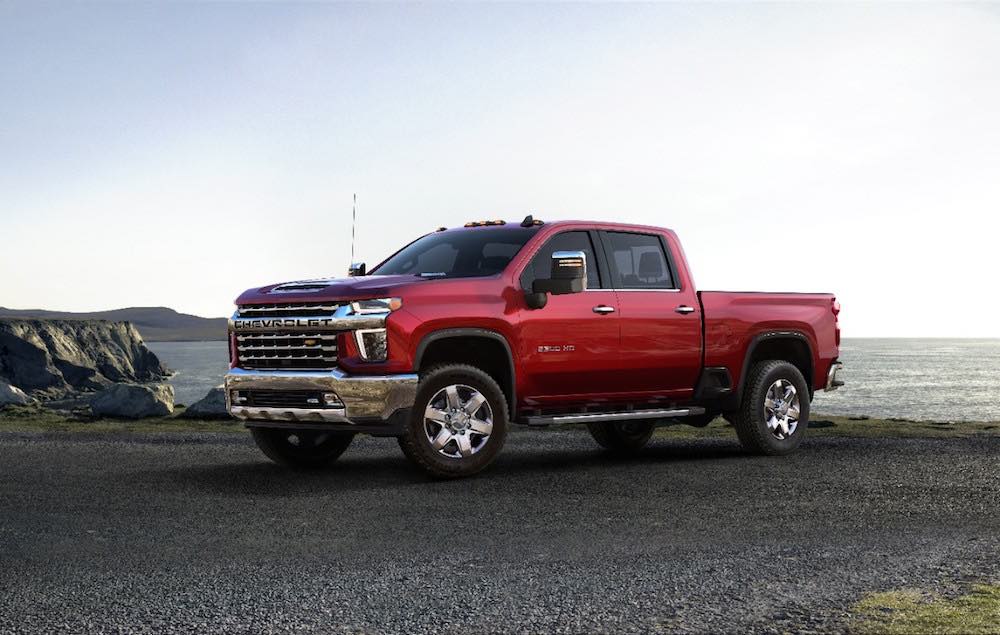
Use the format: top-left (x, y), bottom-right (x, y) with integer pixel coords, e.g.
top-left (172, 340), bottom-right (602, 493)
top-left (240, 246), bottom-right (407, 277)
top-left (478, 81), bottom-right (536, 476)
top-left (269, 280), bottom-right (333, 294)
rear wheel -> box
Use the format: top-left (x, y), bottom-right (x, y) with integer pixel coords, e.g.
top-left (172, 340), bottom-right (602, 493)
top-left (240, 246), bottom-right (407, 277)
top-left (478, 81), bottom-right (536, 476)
top-left (397, 364), bottom-right (509, 478)
top-left (732, 360), bottom-right (810, 455)
top-left (251, 428), bottom-right (355, 468)
top-left (587, 420), bottom-right (655, 453)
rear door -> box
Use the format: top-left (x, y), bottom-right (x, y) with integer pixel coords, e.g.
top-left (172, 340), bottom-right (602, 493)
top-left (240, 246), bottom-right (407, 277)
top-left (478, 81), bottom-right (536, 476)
top-left (598, 230), bottom-right (702, 399)
top-left (516, 230), bottom-right (622, 401)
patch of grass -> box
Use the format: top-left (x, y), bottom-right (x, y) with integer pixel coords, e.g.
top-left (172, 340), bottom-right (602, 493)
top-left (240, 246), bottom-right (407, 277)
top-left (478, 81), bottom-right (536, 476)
top-left (853, 584), bottom-right (1000, 634)
top-left (0, 404), bottom-right (243, 434)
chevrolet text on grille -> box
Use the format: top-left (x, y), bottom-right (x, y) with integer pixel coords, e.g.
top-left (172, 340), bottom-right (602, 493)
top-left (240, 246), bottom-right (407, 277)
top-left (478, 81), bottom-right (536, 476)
top-left (233, 318), bottom-right (338, 330)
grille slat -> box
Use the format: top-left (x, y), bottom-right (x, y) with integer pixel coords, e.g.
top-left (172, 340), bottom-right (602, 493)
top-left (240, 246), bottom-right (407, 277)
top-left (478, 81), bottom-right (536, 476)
top-left (237, 333), bottom-right (330, 340)
top-left (237, 303), bottom-right (340, 317)
top-left (239, 345), bottom-right (338, 352)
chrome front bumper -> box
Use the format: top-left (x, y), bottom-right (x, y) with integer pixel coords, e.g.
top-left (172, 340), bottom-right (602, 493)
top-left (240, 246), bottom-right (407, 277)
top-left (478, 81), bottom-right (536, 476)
top-left (224, 367), bottom-right (418, 424)
top-left (825, 361), bottom-right (844, 391)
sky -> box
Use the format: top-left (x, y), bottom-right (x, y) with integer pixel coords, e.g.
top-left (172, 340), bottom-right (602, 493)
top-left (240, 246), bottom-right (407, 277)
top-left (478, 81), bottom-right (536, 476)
top-left (2, 3), bottom-right (999, 337)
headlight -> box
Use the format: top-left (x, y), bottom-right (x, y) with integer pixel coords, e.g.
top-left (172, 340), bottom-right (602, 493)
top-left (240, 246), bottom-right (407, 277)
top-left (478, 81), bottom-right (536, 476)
top-left (350, 297), bottom-right (402, 315)
top-left (355, 328), bottom-right (388, 361)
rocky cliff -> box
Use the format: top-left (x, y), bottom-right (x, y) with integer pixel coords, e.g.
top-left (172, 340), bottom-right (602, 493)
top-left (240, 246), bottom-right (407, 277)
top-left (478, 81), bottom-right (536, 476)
top-left (0, 319), bottom-right (169, 398)
top-left (0, 307), bottom-right (228, 341)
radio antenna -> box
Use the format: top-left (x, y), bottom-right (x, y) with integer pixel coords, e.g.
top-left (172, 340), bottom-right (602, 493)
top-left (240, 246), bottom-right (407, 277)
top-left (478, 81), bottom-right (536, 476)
top-left (350, 193), bottom-right (357, 266)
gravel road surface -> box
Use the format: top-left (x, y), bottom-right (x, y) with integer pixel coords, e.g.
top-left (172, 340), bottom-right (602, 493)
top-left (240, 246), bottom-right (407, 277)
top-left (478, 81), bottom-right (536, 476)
top-left (1, 428), bottom-right (998, 633)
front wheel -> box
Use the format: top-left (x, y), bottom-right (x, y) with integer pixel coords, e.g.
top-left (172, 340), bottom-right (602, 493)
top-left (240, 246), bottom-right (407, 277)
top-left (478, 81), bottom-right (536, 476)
top-left (397, 364), bottom-right (509, 478)
top-left (732, 360), bottom-right (810, 455)
top-left (587, 420), bottom-right (655, 453)
top-left (251, 428), bottom-right (355, 468)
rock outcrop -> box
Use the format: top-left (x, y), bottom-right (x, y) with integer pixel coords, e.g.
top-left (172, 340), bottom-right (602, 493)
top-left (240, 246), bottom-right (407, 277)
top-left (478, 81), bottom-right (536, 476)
top-left (184, 386), bottom-right (230, 419)
top-left (0, 319), bottom-right (169, 399)
top-left (90, 383), bottom-right (174, 418)
top-left (0, 380), bottom-right (32, 406)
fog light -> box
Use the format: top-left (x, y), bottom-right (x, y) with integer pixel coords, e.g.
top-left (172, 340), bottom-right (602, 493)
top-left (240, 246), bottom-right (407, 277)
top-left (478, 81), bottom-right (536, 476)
top-left (230, 390), bottom-right (247, 404)
top-left (355, 328), bottom-right (388, 362)
top-left (322, 392), bottom-right (341, 407)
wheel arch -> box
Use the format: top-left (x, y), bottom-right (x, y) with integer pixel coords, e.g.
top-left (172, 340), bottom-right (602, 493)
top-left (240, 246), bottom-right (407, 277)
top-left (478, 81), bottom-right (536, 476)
top-left (732, 331), bottom-right (815, 407)
top-left (414, 328), bottom-right (517, 415)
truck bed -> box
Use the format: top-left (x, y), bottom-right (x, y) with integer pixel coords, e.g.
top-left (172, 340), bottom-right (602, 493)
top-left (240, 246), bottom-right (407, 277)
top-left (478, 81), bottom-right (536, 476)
top-left (698, 291), bottom-right (840, 394)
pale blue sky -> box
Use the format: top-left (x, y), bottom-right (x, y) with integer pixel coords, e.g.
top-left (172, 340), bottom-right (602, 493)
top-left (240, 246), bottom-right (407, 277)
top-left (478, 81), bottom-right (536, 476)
top-left (2, 3), bottom-right (999, 336)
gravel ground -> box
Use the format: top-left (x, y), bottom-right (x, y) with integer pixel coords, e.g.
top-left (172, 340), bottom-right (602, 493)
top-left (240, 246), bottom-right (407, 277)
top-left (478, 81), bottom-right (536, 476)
top-left (1, 428), bottom-right (998, 634)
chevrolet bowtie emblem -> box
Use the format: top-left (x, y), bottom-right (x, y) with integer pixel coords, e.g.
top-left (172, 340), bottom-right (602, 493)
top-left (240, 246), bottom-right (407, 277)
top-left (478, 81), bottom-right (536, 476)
top-left (303, 339), bottom-right (318, 346)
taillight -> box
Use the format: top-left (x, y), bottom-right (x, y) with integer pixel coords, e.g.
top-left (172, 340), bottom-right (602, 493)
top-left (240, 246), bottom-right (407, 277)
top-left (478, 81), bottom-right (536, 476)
top-left (832, 298), bottom-right (841, 346)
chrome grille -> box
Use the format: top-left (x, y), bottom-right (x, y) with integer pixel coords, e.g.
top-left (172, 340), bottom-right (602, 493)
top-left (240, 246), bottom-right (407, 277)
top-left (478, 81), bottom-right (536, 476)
top-left (238, 302), bottom-right (341, 318)
top-left (236, 332), bottom-right (338, 370)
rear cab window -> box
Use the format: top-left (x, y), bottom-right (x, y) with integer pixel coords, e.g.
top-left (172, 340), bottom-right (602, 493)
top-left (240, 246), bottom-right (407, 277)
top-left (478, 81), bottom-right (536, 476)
top-left (601, 231), bottom-right (677, 290)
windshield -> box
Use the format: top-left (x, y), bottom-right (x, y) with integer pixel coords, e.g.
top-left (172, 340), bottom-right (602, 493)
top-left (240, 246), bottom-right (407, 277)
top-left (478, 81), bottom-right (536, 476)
top-left (371, 226), bottom-right (538, 279)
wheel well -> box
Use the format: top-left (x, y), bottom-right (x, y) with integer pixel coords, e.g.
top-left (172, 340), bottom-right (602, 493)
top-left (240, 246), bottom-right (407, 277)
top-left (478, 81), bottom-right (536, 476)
top-left (416, 335), bottom-right (515, 413)
top-left (745, 336), bottom-right (814, 390)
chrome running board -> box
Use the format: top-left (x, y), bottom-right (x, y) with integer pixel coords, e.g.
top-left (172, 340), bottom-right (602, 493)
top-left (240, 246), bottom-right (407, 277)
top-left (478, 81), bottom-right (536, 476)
top-left (524, 407), bottom-right (705, 426)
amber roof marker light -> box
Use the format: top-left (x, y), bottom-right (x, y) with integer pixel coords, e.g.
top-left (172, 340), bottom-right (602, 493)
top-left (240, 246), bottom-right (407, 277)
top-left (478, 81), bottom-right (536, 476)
top-left (463, 219), bottom-right (507, 227)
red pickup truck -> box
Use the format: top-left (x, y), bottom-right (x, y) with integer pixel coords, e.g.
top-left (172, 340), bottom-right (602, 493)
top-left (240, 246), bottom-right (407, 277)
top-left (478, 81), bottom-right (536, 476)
top-left (226, 217), bottom-right (842, 477)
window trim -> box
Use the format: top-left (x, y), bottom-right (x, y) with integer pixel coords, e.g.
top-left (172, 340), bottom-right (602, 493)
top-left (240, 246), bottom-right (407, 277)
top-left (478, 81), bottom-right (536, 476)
top-left (517, 230), bottom-right (609, 291)
top-left (596, 230), bottom-right (681, 291)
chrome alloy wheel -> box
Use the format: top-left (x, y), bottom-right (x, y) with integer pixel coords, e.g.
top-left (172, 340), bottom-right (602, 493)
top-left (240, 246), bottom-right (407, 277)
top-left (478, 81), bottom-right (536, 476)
top-left (423, 384), bottom-right (494, 458)
top-left (764, 379), bottom-right (801, 440)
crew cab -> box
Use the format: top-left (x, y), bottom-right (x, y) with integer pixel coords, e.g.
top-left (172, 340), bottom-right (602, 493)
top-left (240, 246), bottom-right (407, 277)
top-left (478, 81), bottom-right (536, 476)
top-left (225, 217), bottom-right (842, 477)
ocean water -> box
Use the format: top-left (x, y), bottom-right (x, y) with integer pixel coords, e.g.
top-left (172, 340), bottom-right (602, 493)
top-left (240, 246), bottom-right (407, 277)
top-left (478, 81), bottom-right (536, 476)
top-left (147, 339), bottom-right (1000, 422)
top-left (146, 341), bottom-right (229, 406)
top-left (813, 338), bottom-right (1000, 422)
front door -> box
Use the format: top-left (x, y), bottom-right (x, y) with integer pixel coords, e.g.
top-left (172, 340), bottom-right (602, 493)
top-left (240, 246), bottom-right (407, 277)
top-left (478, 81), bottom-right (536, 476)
top-left (515, 230), bottom-right (621, 403)
top-left (598, 230), bottom-right (702, 400)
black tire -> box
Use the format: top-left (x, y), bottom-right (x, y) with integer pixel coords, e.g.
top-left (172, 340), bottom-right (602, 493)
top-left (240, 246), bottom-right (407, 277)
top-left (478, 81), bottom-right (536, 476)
top-left (397, 364), bottom-right (509, 478)
top-left (733, 360), bottom-right (810, 455)
top-left (251, 428), bottom-right (355, 469)
top-left (587, 420), bottom-right (655, 453)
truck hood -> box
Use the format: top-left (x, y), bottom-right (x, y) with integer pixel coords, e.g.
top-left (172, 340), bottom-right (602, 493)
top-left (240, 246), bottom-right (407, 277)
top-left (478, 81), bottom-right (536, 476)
top-left (234, 274), bottom-right (426, 306)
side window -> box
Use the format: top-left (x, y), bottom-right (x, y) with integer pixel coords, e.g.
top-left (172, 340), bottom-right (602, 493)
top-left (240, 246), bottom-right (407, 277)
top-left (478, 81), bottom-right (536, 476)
top-left (520, 231), bottom-right (601, 290)
top-left (602, 232), bottom-right (675, 289)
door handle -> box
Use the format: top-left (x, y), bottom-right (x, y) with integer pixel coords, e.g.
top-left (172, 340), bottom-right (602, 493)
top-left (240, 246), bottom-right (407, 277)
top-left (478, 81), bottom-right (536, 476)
top-left (592, 305), bottom-right (616, 314)
top-left (675, 305), bottom-right (696, 315)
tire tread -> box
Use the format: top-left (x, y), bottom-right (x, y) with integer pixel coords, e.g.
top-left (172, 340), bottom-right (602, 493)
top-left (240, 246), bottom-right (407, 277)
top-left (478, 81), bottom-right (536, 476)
top-left (397, 363), bottom-right (509, 478)
top-left (733, 360), bottom-right (809, 456)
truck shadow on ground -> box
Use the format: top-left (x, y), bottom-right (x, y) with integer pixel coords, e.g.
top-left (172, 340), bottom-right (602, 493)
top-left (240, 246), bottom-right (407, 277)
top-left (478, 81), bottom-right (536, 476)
top-left (137, 438), bottom-right (749, 498)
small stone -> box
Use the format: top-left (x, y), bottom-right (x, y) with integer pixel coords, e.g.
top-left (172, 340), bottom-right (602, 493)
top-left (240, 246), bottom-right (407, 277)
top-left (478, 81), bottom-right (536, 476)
top-left (0, 380), bottom-right (32, 406)
top-left (184, 386), bottom-right (230, 419)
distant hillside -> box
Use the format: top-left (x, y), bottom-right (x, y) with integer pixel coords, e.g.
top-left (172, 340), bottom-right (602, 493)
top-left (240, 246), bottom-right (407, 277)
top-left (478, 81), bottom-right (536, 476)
top-left (0, 307), bottom-right (228, 342)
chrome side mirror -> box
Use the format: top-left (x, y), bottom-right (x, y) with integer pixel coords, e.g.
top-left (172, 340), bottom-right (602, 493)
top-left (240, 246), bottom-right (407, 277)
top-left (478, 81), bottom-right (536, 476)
top-left (525, 251), bottom-right (587, 309)
top-left (533, 250), bottom-right (586, 295)
top-left (348, 262), bottom-right (367, 277)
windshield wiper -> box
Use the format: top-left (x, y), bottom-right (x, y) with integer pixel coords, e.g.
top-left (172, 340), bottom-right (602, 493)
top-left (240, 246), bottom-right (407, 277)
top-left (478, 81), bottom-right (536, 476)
top-left (419, 272), bottom-right (448, 278)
